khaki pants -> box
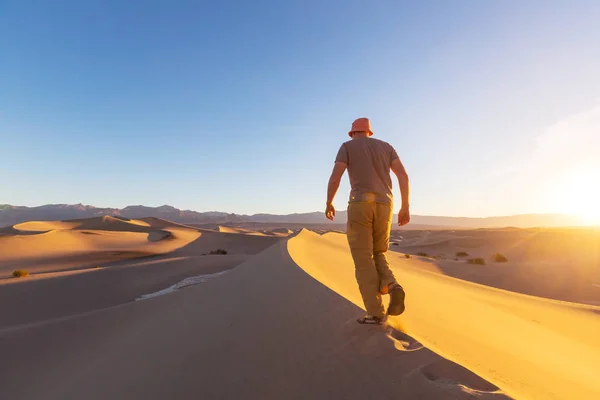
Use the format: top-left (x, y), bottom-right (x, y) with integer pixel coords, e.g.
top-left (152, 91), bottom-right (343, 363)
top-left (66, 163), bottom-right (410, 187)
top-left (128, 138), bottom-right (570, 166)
top-left (346, 201), bottom-right (397, 318)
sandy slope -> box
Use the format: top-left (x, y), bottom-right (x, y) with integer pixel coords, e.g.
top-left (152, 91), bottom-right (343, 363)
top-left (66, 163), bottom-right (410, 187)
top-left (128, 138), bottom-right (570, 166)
top-left (0, 217), bottom-right (202, 276)
top-left (389, 228), bottom-right (600, 303)
top-left (0, 219), bottom-right (282, 328)
top-left (13, 220), bottom-right (82, 231)
top-left (218, 225), bottom-right (294, 237)
top-left (2, 224), bottom-right (597, 399)
top-left (0, 254), bottom-right (247, 330)
top-left (288, 230), bottom-right (600, 400)
top-left (0, 236), bottom-right (507, 400)
top-left (218, 225), bottom-right (269, 236)
top-left (390, 227), bottom-right (600, 266)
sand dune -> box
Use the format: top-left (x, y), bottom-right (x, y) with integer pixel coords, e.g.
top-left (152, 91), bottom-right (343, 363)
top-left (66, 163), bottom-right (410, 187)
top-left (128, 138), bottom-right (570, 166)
top-left (73, 215), bottom-right (153, 231)
top-left (175, 228), bottom-right (282, 255)
top-left (395, 235), bottom-right (489, 250)
top-left (218, 225), bottom-right (294, 237)
top-left (0, 220), bottom-right (283, 328)
top-left (391, 227), bottom-right (600, 263)
top-left (0, 231), bottom-right (510, 400)
top-left (10, 216), bottom-right (197, 233)
top-left (271, 227), bottom-right (293, 234)
top-left (0, 216), bottom-right (279, 277)
top-left (218, 225), bottom-right (269, 236)
top-left (12, 220), bottom-right (82, 232)
top-left (0, 217), bottom-right (202, 276)
top-left (389, 228), bottom-right (600, 303)
top-left (2, 224), bottom-right (599, 399)
top-left (13, 216), bottom-right (155, 233)
top-left (288, 230), bottom-right (600, 400)
top-left (0, 254), bottom-right (247, 330)
top-left (137, 216), bottom-right (200, 230)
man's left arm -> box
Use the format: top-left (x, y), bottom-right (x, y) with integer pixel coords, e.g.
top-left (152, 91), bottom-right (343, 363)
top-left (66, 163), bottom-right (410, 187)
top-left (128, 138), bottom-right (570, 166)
top-left (326, 161), bottom-right (347, 220)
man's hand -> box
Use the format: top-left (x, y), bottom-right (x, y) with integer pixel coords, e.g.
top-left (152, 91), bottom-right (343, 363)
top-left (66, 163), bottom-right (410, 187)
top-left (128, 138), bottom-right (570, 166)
top-left (398, 207), bottom-right (410, 226)
top-left (325, 203), bottom-right (336, 221)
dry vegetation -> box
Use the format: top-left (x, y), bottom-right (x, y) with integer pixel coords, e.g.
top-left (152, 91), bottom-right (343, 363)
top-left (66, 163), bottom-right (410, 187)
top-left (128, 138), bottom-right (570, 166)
top-left (12, 270), bottom-right (30, 278)
top-left (209, 249), bottom-right (228, 255)
top-left (493, 253), bottom-right (508, 262)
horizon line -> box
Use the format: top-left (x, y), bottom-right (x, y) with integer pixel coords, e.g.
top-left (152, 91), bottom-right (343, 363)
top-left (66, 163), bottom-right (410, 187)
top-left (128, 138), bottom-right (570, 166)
top-left (0, 202), bottom-right (585, 220)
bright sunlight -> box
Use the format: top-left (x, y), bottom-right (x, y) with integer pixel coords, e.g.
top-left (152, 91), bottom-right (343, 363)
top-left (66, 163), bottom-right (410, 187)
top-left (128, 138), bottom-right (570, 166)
top-left (550, 164), bottom-right (600, 225)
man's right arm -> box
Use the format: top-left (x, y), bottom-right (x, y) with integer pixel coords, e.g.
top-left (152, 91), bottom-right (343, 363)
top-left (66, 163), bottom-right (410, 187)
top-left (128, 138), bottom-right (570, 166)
top-left (391, 157), bottom-right (410, 225)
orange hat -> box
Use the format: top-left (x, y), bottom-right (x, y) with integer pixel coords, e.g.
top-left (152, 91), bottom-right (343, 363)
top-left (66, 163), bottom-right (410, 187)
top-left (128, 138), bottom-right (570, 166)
top-left (348, 117), bottom-right (373, 137)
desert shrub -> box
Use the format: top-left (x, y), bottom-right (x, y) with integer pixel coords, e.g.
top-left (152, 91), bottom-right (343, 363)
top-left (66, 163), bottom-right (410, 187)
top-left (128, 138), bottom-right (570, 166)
top-left (493, 253), bottom-right (508, 263)
top-left (12, 270), bottom-right (29, 278)
top-left (404, 254), bottom-right (411, 259)
top-left (391, 242), bottom-right (399, 246)
top-left (456, 251), bottom-right (469, 257)
top-left (209, 249), bottom-right (228, 255)
top-left (467, 258), bottom-right (485, 265)
top-left (417, 252), bottom-right (429, 257)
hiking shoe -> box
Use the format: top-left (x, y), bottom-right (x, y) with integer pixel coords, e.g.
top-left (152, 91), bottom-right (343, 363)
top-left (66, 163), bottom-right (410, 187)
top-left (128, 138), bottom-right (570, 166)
top-left (387, 285), bottom-right (406, 316)
top-left (357, 315), bottom-right (386, 325)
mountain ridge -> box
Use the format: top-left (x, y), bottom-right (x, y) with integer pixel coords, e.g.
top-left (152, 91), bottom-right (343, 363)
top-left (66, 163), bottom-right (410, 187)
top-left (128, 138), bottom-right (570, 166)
top-left (0, 203), bottom-right (586, 229)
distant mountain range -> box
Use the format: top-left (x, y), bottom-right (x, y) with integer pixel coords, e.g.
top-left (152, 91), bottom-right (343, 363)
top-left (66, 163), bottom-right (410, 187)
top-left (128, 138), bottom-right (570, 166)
top-left (0, 203), bottom-right (586, 229)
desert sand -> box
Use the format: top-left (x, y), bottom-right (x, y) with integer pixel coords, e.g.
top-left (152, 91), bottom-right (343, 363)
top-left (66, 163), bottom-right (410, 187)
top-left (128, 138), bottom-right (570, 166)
top-left (1, 218), bottom-right (599, 399)
top-left (388, 227), bottom-right (600, 304)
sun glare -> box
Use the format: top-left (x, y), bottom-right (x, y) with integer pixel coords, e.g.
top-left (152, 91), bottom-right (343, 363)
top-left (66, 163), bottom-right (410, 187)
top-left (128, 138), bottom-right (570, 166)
top-left (550, 165), bottom-right (600, 225)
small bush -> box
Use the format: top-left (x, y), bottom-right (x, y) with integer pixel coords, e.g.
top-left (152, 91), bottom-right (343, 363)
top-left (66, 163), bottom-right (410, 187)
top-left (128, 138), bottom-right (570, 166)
top-left (456, 251), bottom-right (469, 257)
top-left (12, 270), bottom-right (29, 278)
top-left (467, 258), bottom-right (486, 265)
top-left (493, 253), bottom-right (508, 263)
top-left (417, 252), bottom-right (429, 257)
top-left (209, 249), bottom-right (228, 255)
top-left (404, 254), bottom-right (411, 259)
top-left (391, 242), bottom-right (399, 246)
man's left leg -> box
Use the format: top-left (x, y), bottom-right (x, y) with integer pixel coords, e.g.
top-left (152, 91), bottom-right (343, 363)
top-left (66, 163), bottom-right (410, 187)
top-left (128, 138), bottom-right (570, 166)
top-left (373, 202), bottom-right (396, 289)
top-left (373, 202), bottom-right (405, 316)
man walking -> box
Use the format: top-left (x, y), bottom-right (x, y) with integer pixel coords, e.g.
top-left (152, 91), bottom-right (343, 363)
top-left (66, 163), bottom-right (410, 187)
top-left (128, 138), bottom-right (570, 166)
top-left (326, 117), bottom-right (410, 324)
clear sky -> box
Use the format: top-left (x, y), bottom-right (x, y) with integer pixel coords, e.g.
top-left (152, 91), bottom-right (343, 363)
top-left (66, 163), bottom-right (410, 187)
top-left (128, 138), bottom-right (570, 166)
top-left (2, 0), bottom-right (600, 220)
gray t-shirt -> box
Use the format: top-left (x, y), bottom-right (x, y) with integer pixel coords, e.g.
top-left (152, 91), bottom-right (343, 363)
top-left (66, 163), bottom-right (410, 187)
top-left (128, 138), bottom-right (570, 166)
top-left (335, 137), bottom-right (399, 203)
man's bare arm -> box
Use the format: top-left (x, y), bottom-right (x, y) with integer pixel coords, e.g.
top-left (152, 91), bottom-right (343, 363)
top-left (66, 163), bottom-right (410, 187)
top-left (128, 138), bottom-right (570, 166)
top-left (391, 158), bottom-right (410, 210)
top-left (327, 162), bottom-right (347, 205)
top-left (325, 162), bottom-right (347, 220)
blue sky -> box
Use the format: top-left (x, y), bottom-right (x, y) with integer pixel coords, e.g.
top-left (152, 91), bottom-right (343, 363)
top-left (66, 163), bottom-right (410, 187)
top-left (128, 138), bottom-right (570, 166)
top-left (2, 0), bottom-right (600, 219)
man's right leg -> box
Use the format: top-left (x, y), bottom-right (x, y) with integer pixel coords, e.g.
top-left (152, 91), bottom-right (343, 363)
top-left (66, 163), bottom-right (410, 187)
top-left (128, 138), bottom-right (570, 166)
top-left (347, 202), bottom-right (385, 318)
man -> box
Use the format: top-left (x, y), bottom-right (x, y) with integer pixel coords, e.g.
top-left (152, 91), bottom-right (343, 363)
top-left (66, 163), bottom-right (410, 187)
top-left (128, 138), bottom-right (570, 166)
top-left (326, 117), bottom-right (410, 325)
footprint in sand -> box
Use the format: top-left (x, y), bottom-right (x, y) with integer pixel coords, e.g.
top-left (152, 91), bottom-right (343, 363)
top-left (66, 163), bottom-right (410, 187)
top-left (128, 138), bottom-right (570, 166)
top-left (400, 358), bottom-right (510, 399)
top-left (386, 328), bottom-right (425, 352)
top-left (338, 317), bottom-right (426, 356)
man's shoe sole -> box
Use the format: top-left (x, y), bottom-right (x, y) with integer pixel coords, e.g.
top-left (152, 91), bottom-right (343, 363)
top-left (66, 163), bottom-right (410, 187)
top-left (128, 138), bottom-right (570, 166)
top-left (388, 287), bottom-right (406, 316)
